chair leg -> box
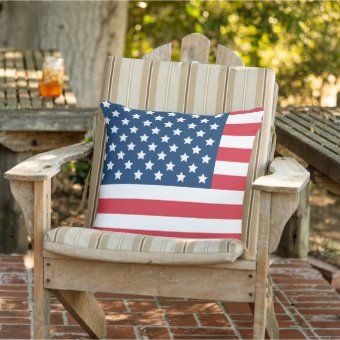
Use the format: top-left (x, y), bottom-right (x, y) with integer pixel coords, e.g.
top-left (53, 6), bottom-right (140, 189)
top-left (33, 258), bottom-right (51, 339)
top-left (52, 290), bottom-right (107, 339)
top-left (265, 277), bottom-right (279, 339)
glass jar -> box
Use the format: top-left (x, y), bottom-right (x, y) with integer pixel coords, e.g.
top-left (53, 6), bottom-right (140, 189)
top-left (39, 56), bottom-right (64, 97)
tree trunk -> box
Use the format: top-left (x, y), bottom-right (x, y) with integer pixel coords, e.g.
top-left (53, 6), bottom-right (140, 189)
top-left (0, 1), bottom-right (128, 107)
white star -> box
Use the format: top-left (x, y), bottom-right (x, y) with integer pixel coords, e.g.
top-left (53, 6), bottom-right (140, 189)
top-left (104, 153), bottom-right (107, 160)
top-left (122, 118), bottom-right (130, 125)
top-left (168, 112), bottom-right (176, 116)
top-left (184, 137), bottom-right (193, 144)
top-left (201, 118), bottom-right (209, 123)
top-left (164, 121), bottom-right (173, 128)
top-left (109, 143), bottom-right (117, 151)
top-left (202, 155), bottom-right (211, 164)
top-left (177, 117), bottom-right (185, 122)
top-left (107, 161), bottom-right (114, 170)
top-left (180, 153), bottom-right (189, 162)
top-left (188, 123), bottom-right (196, 129)
top-left (112, 110), bottom-right (120, 117)
top-left (105, 117), bottom-right (110, 124)
top-left (132, 113), bottom-right (140, 119)
top-left (196, 130), bottom-right (205, 137)
top-left (206, 138), bottom-right (215, 146)
top-left (105, 136), bottom-right (109, 143)
top-left (148, 143), bottom-right (157, 151)
top-left (188, 163), bottom-right (197, 173)
top-left (169, 144), bottom-right (178, 152)
top-left (210, 123), bottom-right (219, 130)
top-left (177, 172), bottom-right (186, 182)
top-left (192, 145), bottom-right (201, 154)
top-left (192, 114), bottom-right (200, 118)
top-left (154, 171), bottom-right (163, 180)
top-left (166, 161), bottom-right (175, 171)
top-left (198, 174), bottom-right (207, 183)
top-left (143, 120), bottom-right (152, 126)
top-left (158, 151), bottom-right (166, 160)
top-left (215, 114), bottom-right (223, 118)
top-left (127, 142), bottom-right (136, 151)
top-left (173, 128), bottom-right (182, 136)
top-left (151, 127), bottom-right (160, 134)
top-left (140, 134), bottom-right (149, 142)
top-left (145, 160), bottom-right (154, 170)
top-left (130, 126), bottom-right (138, 133)
top-left (123, 106), bottom-right (132, 112)
top-left (137, 150), bottom-right (146, 159)
top-left (134, 170), bottom-right (143, 179)
top-left (124, 160), bottom-right (133, 169)
top-left (111, 125), bottom-right (119, 133)
top-left (102, 101), bottom-right (110, 108)
top-left (146, 110), bottom-right (155, 115)
top-left (117, 151), bottom-right (125, 159)
top-left (114, 170), bottom-right (122, 179)
top-left (155, 115), bottom-right (164, 121)
top-left (161, 135), bottom-right (170, 143)
top-left (120, 134), bottom-right (128, 142)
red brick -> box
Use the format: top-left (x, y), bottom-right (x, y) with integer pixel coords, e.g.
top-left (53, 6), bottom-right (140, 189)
top-left (106, 325), bottom-right (136, 339)
top-left (171, 327), bottom-right (236, 337)
top-left (0, 285), bottom-right (28, 291)
top-left (97, 300), bottom-right (127, 312)
top-left (0, 324), bottom-right (30, 339)
top-left (1, 274), bottom-right (27, 284)
top-left (0, 316), bottom-right (31, 324)
top-left (160, 301), bottom-right (223, 314)
top-left (295, 302), bottom-right (340, 309)
top-left (238, 328), bottom-right (254, 339)
top-left (298, 308), bottom-right (340, 315)
top-left (165, 313), bottom-right (197, 327)
top-left (314, 329), bottom-right (340, 337)
top-left (310, 321), bottom-right (340, 328)
top-left (0, 298), bottom-right (29, 310)
top-left (222, 302), bottom-right (253, 314)
top-left (0, 291), bottom-right (28, 298)
top-left (138, 326), bottom-right (170, 339)
top-left (50, 311), bottom-right (65, 325)
top-left (50, 325), bottom-right (88, 339)
top-left (127, 300), bottom-right (158, 312)
top-left (279, 328), bottom-right (307, 339)
top-left (197, 313), bottom-right (231, 327)
top-left (0, 310), bottom-right (30, 318)
top-left (106, 312), bottom-right (164, 326)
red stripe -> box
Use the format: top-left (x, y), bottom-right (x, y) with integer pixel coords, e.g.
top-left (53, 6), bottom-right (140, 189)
top-left (96, 199), bottom-right (243, 219)
top-left (93, 226), bottom-right (241, 239)
top-left (216, 148), bottom-right (252, 163)
top-left (228, 107), bottom-right (263, 115)
top-left (212, 174), bottom-right (246, 191)
top-left (223, 123), bottom-right (261, 136)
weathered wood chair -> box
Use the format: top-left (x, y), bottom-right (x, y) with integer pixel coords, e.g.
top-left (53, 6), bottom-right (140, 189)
top-left (5, 33), bottom-right (309, 339)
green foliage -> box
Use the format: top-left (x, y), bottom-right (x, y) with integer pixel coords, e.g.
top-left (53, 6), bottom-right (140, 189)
top-left (125, 1), bottom-right (340, 106)
top-left (62, 160), bottom-right (91, 185)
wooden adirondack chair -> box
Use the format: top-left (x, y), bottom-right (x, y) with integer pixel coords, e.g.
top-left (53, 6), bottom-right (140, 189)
top-left (5, 33), bottom-right (309, 339)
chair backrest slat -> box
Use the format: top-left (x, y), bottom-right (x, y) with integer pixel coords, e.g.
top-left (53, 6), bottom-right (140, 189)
top-left (86, 58), bottom-right (276, 258)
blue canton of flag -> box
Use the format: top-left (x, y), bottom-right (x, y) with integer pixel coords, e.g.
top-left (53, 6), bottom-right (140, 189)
top-left (100, 102), bottom-right (228, 189)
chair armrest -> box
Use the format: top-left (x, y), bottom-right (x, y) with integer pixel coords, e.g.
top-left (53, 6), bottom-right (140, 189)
top-left (4, 142), bottom-right (93, 181)
top-left (252, 157), bottom-right (310, 193)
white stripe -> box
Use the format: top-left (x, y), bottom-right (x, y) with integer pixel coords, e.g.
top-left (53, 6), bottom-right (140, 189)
top-left (214, 161), bottom-right (249, 176)
top-left (227, 111), bottom-right (263, 124)
top-left (99, 184), bottom-right (244, 204)
top-left (94, 214), bottom-right (242, 234)
top-left (220, 135), bottom-right (257, 149)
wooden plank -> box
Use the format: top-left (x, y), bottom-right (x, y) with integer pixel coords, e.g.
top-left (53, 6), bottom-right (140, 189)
top-left (277, 183), bottom-right (310, 258)
top-left (276, 118), bottom-right (340, 183)
top-left (5, 142), bottom-right (93, 181)
top-left (0, 131), bottom-right (86, 152)
top-left (51, 290), bottom-right (106, 339)
top-left (144, 43), bottom-right (172, 61)
top-left (44, 257), bottom-right (256, 302)
top-left (216, 44), bottom-right (244, 66)
top-left (0, 108), bottom-right (93, 131)
top-left (180, 33), bottom-right (210, 63)
top-left (33, 179), bottom-right (51, 339)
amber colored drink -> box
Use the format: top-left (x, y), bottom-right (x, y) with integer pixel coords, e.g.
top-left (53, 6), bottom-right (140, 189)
top-left (40, 56), bottom-right (64, 97)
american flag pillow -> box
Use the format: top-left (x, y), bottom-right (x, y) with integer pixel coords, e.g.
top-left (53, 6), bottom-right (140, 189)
top-left (93, 102), bottom-right (264, 239)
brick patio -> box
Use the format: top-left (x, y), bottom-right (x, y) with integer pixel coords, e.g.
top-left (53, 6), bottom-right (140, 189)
top-left (0, 255), bottom-right (339, 339)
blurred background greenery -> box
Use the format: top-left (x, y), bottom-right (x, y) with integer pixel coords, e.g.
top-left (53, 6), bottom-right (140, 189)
top-left (126, 0), bottom-right (339, 107)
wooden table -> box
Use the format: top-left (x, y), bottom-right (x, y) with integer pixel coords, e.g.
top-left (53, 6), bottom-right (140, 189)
top-left (275, 106), bottom-right (340, 258)
top-left (0, 49), bottom-right (93, 253)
